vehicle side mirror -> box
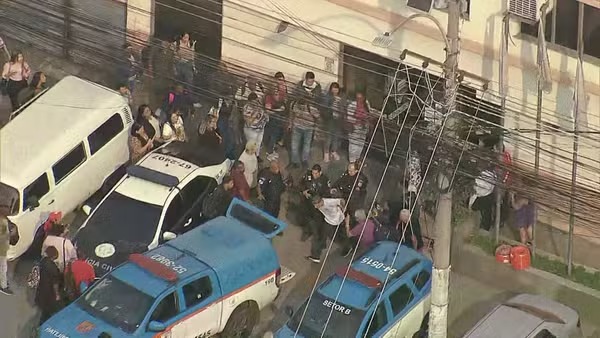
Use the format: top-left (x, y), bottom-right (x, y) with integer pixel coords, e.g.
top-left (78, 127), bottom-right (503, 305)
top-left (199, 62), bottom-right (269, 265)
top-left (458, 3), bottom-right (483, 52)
top-left (82, 205), bottom-right (92, 216)
top-left (148, 320), bottom-right (166, 332)
top-left (163, 231), bottom-right (177, 241)
top-left (285, 306), bottom-right (294, 318)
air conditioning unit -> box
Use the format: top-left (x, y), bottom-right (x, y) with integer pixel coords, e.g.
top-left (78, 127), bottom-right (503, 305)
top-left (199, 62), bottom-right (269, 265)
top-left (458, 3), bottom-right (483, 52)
top-left (509, 0), bottom-right (553, 23)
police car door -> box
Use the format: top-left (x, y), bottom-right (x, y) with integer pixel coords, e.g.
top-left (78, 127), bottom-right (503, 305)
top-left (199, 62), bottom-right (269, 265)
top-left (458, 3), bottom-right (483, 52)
top-left (384, 283), bottom-right (423, 337)
top-left (169, 273), bottom-right (222, 338)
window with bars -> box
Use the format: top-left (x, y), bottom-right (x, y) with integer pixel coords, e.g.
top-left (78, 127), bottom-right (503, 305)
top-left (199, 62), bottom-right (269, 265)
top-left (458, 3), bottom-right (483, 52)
top-left (520, 0), bottom-right (600, 59)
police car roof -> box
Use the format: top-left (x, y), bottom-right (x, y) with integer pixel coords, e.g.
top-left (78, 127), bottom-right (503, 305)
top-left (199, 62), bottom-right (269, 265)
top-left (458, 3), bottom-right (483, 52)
top-left (111, 244), bottom-right (209, 297)
top-left (317, 242), bottom-right (430, 309)
top-left (165, 215), bottom-right (280, 292)
top-left (155, 141), bottom-right (227, 168)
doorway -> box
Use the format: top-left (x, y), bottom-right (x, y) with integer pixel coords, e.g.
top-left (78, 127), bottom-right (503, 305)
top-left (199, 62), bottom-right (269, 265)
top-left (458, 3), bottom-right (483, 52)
top-left (154, 0), bottom-right (222, 60)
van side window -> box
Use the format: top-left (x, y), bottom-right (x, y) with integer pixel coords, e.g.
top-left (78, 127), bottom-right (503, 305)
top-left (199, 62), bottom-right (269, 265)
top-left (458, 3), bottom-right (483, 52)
top-left (23, 173), bottom-right (50, 210)
top-left (52, 143), bottom-right (87, 184)
top-left (88, 113), bottom-right (124, 155)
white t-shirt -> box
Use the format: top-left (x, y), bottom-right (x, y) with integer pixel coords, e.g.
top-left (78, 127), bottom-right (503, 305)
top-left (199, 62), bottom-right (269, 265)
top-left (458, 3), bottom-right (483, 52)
top-left (162, 116), bottom-right (186, 142)
top-left (318, 198), bottom-right (345, 226)
top-left (42, 235), bottom-right (77, 272)
top-left (238, 151), bottom-right (258, 188)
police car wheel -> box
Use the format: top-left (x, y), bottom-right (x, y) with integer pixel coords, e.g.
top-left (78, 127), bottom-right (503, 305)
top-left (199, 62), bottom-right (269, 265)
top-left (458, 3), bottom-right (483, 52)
top-left (221, 301), bottom-right (259, 338)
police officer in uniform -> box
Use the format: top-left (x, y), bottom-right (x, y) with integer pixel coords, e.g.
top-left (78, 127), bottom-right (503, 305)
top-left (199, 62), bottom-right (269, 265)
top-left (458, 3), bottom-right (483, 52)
top-left (257, 158), bottom-right (286, 218)
top-left (299, 164), bottom-right (331, 241)
top-left (332, 162), bottom-right (368, 215)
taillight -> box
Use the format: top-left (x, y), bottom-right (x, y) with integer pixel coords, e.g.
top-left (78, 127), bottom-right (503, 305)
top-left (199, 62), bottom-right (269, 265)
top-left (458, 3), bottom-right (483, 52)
top-left (275, 267), bottom-right (282, 287)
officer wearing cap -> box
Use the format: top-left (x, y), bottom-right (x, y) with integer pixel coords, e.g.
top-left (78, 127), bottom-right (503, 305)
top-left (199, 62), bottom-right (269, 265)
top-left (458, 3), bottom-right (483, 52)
top-left (299, 164), bottom-right (330, 241)
top-left (332, 161), bottom-right (368, 214)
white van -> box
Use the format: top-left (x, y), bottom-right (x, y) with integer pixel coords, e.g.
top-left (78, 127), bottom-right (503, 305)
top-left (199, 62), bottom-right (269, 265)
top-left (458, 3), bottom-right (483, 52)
top-left (0, 76), bottom-right (133, 260)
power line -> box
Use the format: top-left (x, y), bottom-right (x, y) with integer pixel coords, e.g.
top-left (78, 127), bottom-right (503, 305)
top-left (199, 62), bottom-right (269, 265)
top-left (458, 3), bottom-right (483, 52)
top-left (4, 4), bottom-right (600, 231)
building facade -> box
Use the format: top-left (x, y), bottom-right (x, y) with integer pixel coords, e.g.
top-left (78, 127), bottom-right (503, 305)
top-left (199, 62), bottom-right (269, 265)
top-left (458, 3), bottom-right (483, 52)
top-left (218, 0), bottom-right (600, 187)
top-left (124, 0), bottom-right (600, 235)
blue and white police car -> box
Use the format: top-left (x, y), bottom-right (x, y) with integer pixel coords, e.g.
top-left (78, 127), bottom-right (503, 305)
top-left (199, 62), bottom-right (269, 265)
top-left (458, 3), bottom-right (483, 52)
top-left (277, 242), bottom-right (432, 338)
top-left (75, 141), bottom-right (231, 277)
top-left (41, 199), bottom-right (287, 338)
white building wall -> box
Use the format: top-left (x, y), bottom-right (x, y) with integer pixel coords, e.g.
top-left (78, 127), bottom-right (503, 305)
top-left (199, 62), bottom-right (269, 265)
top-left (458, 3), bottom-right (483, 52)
top-left (126, 0), bottom-right (153, 44)
top-left (222, 0), bottom-right (600, 190)
top-left (222, 2), bottom-right (341, 85)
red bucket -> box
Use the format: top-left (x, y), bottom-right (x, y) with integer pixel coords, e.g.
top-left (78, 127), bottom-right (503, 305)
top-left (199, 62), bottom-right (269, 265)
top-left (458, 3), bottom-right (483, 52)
top-left (495, 244), bottom-right (511, 264)
top-left (510, 245), bottom-right (531, 270)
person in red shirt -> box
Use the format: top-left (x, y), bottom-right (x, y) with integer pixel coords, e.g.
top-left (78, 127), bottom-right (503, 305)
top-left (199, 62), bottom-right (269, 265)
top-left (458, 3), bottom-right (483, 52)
top-left (231, 160), bottom-right (251, 201)
top-left (65, 248), bottom-right (95, 297)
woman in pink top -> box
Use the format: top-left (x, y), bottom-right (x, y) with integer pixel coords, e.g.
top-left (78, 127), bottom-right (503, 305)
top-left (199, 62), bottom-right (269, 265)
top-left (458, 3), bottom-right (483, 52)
top-left (2, 51), bottom-right (31, 111)
top-left (344, 209), bottom-right (376, 249)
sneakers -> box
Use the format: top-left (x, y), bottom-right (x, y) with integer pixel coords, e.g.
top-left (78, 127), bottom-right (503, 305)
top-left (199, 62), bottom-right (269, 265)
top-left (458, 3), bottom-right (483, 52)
top-left (306, 256), bottom-right (321, 264)
top-left (331, 152), bottom-right (340, 161)
top-left (0, 287), bottom-right (14, 295)
top-left (323, 153), bottom-right (330, 163)
top-left (341, 247), bottom-right (353, 258)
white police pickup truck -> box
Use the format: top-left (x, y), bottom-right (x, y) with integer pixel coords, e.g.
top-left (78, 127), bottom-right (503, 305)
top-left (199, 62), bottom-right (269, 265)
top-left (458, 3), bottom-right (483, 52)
top-left (41, 199), bottom-right (289, 338)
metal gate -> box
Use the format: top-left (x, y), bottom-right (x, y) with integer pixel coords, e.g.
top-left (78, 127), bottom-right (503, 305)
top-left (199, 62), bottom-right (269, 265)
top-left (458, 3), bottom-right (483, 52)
top-left (0, 0), bottom-right (125, 67)
top-left (69, 0), bottom-right (126, 66)
top-left (0, 0), bottom-right (66, 56)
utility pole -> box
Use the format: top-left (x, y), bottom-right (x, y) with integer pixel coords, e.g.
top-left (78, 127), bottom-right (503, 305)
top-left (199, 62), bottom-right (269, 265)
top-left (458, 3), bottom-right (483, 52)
top-left (429, 0), bottom-right (460, 336)
top-left (567, 0), bottom-right (585, 276)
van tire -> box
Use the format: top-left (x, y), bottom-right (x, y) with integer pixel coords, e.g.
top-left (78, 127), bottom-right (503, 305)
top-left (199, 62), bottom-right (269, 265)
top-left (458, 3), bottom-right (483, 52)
top-left (412, 312), bottom-right (429, 338)
top-left (220, 301), bottom-right (259, 338)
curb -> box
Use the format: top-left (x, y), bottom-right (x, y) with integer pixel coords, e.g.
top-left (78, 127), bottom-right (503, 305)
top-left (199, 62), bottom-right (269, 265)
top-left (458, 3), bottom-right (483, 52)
top-left (463, 244), bottom-right (600, 300)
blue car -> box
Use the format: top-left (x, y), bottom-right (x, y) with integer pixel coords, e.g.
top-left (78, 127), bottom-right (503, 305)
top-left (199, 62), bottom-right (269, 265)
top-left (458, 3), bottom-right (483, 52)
top-left (41, 199), bottom-right (287, 338)
top-left (276, 242), bottom-right (432, 338)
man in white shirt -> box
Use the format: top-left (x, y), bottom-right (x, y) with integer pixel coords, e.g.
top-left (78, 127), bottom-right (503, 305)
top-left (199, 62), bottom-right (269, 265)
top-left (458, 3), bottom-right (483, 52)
top-left (469, 168), bottom-right (497, 231)
top-left (307, 196), bottom-right (352, 263)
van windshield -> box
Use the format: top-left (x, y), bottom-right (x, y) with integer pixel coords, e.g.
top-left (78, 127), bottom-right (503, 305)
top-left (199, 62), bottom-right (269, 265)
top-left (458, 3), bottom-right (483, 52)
top-left (0, 183), bottom-right (20, 215)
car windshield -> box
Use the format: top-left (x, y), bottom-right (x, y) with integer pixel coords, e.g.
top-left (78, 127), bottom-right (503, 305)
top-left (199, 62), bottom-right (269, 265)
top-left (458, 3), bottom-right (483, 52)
top-left (287, 294), bottom-right (365, 338)
top-left (78, 192), bottom-right (163, 245)
top-left (0, 183), bottom-right (20, 215)
top-left (77, 275), bottom-right (154, 333)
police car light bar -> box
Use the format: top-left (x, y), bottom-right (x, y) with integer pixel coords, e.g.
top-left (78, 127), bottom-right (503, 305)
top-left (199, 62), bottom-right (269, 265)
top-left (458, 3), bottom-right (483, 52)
top-left (129, 254), bottom-right (179, 283)
top-left (336, 266), bottom-right (382, 289)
